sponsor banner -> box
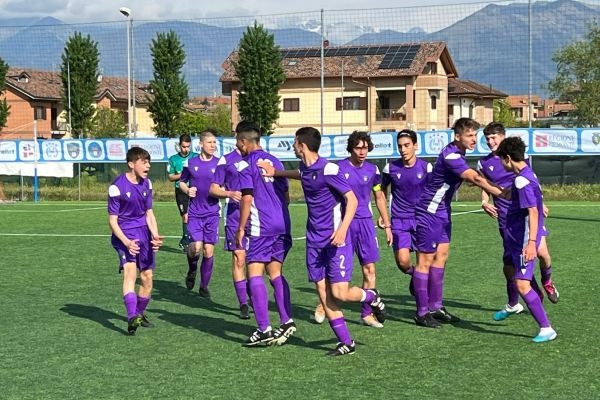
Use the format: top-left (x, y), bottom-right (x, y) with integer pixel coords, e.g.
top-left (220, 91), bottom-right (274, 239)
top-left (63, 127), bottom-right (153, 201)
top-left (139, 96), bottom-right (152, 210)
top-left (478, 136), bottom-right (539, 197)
top-left (128, 139), bottom-right (165, 160)
top-left (423, 131), bottom-right (450, 155)
top-left (371, 133), bottom-right (395, 157)
top-left (85, 141), bottom-right (105, 161)
top-left (42, 141), bottom-right (63, 161)
top-left (532, 130), bottom-right (577, 153)
top-left (63, 140), bottom-right (84, 161)
top-left (221, 138), bottom-right (237, 155)
top-left (318, 136), bottom-right (332, 158)
top-left (268, 137), bottom-right (296, 159)
top-left (106, 140), bottom-right (127, 161)
top-left (581, 129), bottom-right (600, 153)
top-left (332, 135), bottom-right (350, 158)
top-left (165, 139), bottom-right (180, 159)
top-left (19, 141), bottom-right (39, 161)
top-left (0, 162), bottom-right (74, 177)
top-left (0, 141), bottom-right (17, 161)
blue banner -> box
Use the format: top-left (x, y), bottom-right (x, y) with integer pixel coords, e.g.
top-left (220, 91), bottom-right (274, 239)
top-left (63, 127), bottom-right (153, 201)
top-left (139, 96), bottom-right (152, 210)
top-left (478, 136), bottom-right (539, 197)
top-left (1, 128), bottom-right (600, 163)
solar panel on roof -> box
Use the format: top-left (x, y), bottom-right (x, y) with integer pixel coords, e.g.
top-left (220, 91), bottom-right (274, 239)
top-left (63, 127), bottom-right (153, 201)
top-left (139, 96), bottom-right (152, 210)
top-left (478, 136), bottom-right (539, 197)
top-left (379, 44), bottom-right (421, 69)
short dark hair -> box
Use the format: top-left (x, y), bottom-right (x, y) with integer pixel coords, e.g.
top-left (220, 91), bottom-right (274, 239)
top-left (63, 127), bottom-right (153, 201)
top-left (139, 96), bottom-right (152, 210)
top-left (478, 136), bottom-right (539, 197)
top-left (126, 146), bottom-right (150, 163)
top-left (483, 122), bottom-right (506, 137)
top-left (179, 133), bottom-right (192, 144)
top-left (397, 129), bottom-right (417, 144)
top-left (295, 127), bottom-right (321, 152)
top-left (346, 131), bottom-right (373, 153)
top-left (496, 136), bottom-right (527, 162)
top-left (235, 121), bottom-right (260, 135)
top-left (453, 117), bottom-right (480, 135)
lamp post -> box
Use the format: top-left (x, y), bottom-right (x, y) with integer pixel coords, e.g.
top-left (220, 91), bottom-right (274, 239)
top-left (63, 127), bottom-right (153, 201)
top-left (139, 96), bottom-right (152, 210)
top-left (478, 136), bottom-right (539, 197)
top-left (119, 6), bottom-right (134, 137)
top-left (66, 52), bottom-right (72, 137)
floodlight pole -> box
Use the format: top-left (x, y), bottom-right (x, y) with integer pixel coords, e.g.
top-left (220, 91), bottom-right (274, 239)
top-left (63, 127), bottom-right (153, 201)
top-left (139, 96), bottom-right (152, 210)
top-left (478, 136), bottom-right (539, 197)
top-left (120, 7), bottom-right (134, 137)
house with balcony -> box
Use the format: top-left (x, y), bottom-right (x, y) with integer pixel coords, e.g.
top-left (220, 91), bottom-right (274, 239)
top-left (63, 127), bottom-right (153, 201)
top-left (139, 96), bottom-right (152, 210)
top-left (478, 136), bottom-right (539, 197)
top-left (0, 68), bottom-right (153, 140)
top-left (220, 42), bottom-right (504, 134)
top-left (447, 78), bottom-right (507, 127)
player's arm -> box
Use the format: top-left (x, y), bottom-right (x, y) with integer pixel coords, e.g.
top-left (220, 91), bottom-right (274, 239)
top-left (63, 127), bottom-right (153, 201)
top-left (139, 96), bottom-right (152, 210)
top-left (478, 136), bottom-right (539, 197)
top-left (145, 208), bottom-right (163, 251)
top-left (209, 183), bottom-right (242, 202)
top-left (167, 159), bottom-right (181, 182)
top-left (257, 160), bottom-right (301, 180)
top-left (236, 189), bottom-right (253, 247)
top-left (480, 186), bottom-right (498, 219)
top-left (330, 189), bottom-right (357, 246)
top-left (373, 185), bottom-right (393, 246)
top-left (461, 168), bottom-right (503, 197)
top-left (523, 206), bottom-right (539, 262)
top-left (178, 168), bottom-right (196, 197)
top-left (108, 214), bottom-right (140, 255)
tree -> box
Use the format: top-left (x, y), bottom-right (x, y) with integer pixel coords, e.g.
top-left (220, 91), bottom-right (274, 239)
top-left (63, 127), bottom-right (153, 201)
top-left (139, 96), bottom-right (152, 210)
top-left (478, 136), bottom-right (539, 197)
top-left (207, 104), bottom-right (233, 135)
top-left (147, 30), bottom-right (188, 138)
top-left (172, 111), bottom-right (209, 136)
top-left (234, 22), bottom-right (285, 135)
top-left (492, 99), bottom-right (517, 128)
top-left (547, 23), bottom-right (600, 127)
top-left (61, 32), bottom-right (101, 138)
top-left (91, 107), bottom-right (127, 138)
top-left (0, 57), bottom-right (11, 131)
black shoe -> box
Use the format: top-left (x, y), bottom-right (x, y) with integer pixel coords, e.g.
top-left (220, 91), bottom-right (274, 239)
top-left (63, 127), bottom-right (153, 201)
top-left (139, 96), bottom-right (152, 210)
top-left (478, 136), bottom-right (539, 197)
top-left (326, 341), bottom-right (356, 356)
top-left (242, 328), bottom-right (274, 347)
top-left (368, 289), bottom-right (387, 323)
top-left (127, 316), bottom-right (142, 335)
top-left (185, 271), bottom-right (196, 290)
top-left (270, 320), bottom-right (297, 346)
top-left (140, 314), bottom-right (153, 328)
top-left (430, 307), bottom-right (461, 323)
top-left (414, 313), bottom-right (442, 328)
top-left (239, 304), bottom-right (250, 320)
top-left (198, 286), bottom-right (211, 299)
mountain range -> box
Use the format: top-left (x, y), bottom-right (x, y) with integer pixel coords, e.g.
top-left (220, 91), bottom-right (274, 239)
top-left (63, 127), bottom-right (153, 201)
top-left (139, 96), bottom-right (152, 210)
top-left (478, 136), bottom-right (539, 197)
top-left (0, 0), bottom-right (598, 97)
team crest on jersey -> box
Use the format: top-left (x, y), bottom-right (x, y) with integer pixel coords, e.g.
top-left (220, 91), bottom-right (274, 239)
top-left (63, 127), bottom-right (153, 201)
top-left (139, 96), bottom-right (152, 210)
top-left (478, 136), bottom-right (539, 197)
top-left (593, 132), bottom-right (600, 145)
top-left (344, 173), bottom-right (350, 179)
top-left (126, 191), bottom-right (131, 198)
top-left (363, 175), bottom-right (368, 182)
top-left (417, 173), bottom-right (423, 179)
top-left (489, 165), bottom-right (494, 172)
top-left (312, 173), bottom-right (317, 180)
top-left (194, 166), bottom-right (199, 171)
top-left (211, 168), bottom-right (216, 173)
top-left (143, 191), bottom-right (147, 197)
top-left (396, 173), bottom-right (401, 179)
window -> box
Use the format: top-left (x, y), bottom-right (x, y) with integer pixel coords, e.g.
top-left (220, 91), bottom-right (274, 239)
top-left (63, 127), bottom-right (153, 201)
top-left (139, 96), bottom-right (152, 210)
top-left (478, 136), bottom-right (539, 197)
top-left (336, 96), bottom-right (366, 111)
top-left (427, 62), bottom-right (437, 75)
top-left (430, 95), bottom-right (437, 110)
top-left (283, 98), bottom-right (299, 112)
top-left (34, 106), bottom-right (46, 120)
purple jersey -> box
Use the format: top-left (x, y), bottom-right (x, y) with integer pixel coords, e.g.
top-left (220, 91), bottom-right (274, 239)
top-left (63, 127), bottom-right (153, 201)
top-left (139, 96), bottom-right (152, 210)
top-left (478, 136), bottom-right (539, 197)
top-left (337, 158), bottom-right (380, 219)
top-left (416, 142), bottom-right (470, 217)
top-left (504, 166), bottom-right (545, 250)
top-left (237, 149), bottom-right (287, 237)
top-left (213, 150), bottom-right (243, 227)
top-left (382, 158), bottom-right (432, 219)
top-left (107, 174), bottom-right (153, 230)
top-left (478, 153), bottom-right (531, 226)
top-left (180, 156), bottom-right (221, 218)
top-left (300, 157), bottom-right (353, 248)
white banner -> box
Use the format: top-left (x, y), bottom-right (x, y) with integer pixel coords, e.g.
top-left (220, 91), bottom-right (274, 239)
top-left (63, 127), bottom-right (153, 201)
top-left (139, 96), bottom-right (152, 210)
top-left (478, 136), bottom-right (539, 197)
top-left (0, 162), bottom-right (74, 177)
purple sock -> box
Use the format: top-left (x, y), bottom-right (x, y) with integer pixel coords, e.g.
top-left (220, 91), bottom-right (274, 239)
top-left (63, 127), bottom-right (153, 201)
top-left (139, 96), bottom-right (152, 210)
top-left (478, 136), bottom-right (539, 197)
top-left (123, 292), bottom-right (138, 319)
top-left (540, 266), bottom-right (552, 285)
top-left (199, 256), bottom-right (214, 289)
top-left (522, 288), bottom-right (550, 328)
top-left (506, 279), bottom-right (520, 307)
top-left (413, 271), bottom-right (429, 317)
top-left (428, 265), bottom-right (445, 311)
top-left (280, 275), bottom-right (292, 318)
top-left (187, 254), bottom-right (199, 274)
top-left (136, 295), bottom-right (150, 316)
top-left (329, 317), bottom-right (353, 345)
top-left (234, 279), bottom-right (248, 306)
top-left (248, 276), bottom-right (270, 331)
top-left (361, 288), bottom-right (373, 318)
top-left (270, 276), bottom-right (291, 325)
top-left (531, 276), bottom-right (543, 301)
top-left (363, 289), bottom-right (375, 303)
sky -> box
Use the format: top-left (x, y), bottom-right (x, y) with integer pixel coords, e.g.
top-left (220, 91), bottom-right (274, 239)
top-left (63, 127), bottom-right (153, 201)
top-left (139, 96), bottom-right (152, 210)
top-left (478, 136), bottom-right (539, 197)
top-left (0, 0), bottom-right (501, 23)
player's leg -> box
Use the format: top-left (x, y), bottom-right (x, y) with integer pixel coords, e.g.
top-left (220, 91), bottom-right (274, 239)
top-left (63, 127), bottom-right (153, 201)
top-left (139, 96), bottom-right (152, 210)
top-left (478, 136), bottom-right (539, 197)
top-left (175, 188), bottom-right (190, 249)
top-left (413, 251), bottom-right (440, 328)
top-left (135, 234), bottom-right (155, 328)
top-left (122, 262), bottom-right (142, 335)
top-left (353, 219), bottom-right (383, 327)
top-left (538, 235), bottom-right (559, 303)
top-left (428, 241), bottom-right (460, 323)
top-left (243, 262), bottom-right (274, 346)
top-left (198, 243), bottom-right (214, 298)
top-left (265, 236), bottom-right (295, 345)
top-left (493, 262), bottom-right (525, 321)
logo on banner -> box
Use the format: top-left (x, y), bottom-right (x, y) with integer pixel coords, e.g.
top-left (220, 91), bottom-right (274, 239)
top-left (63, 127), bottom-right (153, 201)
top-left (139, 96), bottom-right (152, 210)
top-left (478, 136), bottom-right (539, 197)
top-left (67, 142), bottom-right (82, 158)
top-left (532, 130), bottom-right (577, 153)
top-left (87, 142), bottom-right (104, 159)
top-left (0, 141), bottom-right (17, 161)
top-left (22, 143), bottom-right (35, 158)
top-left (128, 140), bottom-right (165, 160)
top-left (277, 140), bottom-right (293, 152)
top-left (593, 132), bottom-right (600, 146)
top-left (43, 141), bottom-right (61, 160)
top-left (535, 134), bottom-right (548, 148)
top-left (107, 140), bottom-right (127, 160)
top-left (424, 132), bottom-right (447, 155)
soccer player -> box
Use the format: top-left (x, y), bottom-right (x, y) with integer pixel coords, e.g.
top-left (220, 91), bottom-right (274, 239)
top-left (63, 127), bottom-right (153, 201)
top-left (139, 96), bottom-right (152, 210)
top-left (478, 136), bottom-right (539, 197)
top-left (209, 142), bottom-right (247, 319)
top-left (335, 130), bottom-right (392, 328)
top-left (234, 122), bottom-right (295, 346)
top-left (179, 130), bottom-right (220, 298)
top-left (108, 146), bottom-right (163, 335)
top-left (413, 117), bottom-right (505, 328)
top-left (167, 134), bottom-right (197, 249)
top-left (479, 122), bottom-right (559, 321)
top-left (262, 127), bottom-right (387, 356)
top-left (495, 136), bottom-right (557, 342)
top-left (381, 129), bottom-right (432, 295)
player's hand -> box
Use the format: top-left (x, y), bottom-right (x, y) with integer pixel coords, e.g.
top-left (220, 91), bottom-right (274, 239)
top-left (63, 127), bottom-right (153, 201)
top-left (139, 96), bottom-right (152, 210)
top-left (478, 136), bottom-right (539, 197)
top-left (228, 190), bottom-right (242, 202)
top-left (482, 202), bottom-right (498, 219)
top-left (523, 241), bottom-right (537, 263)
top-left (127, 239), bottom-right (140, 255)
top-left (543, 204), bottom-right (549, 217)
top-left (235, 229), bottom-right (245, 248)
top-left (376, 216), bottom-right (386, 229)
top-left (330, 228), bottom-right (347, 247)
top-left (498, 187), bottom-right (511, 200)
top-left (151, 235), bottom-right (164, 252)
top-left (188, 187), bottom-right (197, 198)
top-left (385, 227), bottom-right (393, 247)
top-left (257, 160), bottom-right (276, 177)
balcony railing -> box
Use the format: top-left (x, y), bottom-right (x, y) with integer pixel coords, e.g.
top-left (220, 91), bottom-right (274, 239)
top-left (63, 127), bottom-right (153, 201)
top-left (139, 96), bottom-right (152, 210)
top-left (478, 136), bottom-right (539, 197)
top-left (376, 109), bottom-right (406, 121)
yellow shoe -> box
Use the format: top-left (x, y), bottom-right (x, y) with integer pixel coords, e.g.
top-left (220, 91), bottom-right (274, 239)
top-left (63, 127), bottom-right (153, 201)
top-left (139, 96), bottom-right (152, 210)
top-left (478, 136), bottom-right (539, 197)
top-left (314, 303), bottom-right (326, 324)
top-left (362, 314), bottom-right (384, 328)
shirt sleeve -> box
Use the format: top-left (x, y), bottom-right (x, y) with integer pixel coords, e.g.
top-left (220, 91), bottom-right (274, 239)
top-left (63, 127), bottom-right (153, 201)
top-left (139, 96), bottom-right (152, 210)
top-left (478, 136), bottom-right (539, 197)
top-left (516, 176), bottom-right (537, 209)
top-left (179, 165), bottom-right (190, 184)
top-left (237, 160), bottom-right (253, 191)
top-left (444, 151), bottom-right (470, 177)
top-left (146, 179), bottom-right (153, 210)
top-left (167, 157), bottom-right (176, 175)
top-left (107, 184), bottom-right (120, 215)
top-left (212, 156), bottom-right (227, 185)
top-left (324, 162), bottom-right (352, 195)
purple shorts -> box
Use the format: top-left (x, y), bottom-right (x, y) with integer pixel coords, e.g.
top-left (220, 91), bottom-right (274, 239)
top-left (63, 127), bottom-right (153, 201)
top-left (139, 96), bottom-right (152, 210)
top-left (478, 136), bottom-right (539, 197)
top-left (349, 218), bottom-right (380, 265)
top-left (224, 225), bottom-right (248, 252)
top-left (306, 244), bottom-right (354, 284)
top-left (111, 226), bottom-right (155, 272)
top-left (509, 249), bottom-right (536, 281)
top-left (414, 211), bottom-right (451, 253)
top-left (391, 217), bottom-right (416, 251)
top-left (281, 233), bottom-right (293, 260)
top-left (188, 214), bottom-right (219, 244)
top-left (247, 235), bottom-right (286, 264)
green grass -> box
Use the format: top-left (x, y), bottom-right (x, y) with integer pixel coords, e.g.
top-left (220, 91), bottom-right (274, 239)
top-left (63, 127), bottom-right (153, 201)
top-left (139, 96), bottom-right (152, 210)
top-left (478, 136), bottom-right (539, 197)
top-left (1, 201), bottom-right (599, 399)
